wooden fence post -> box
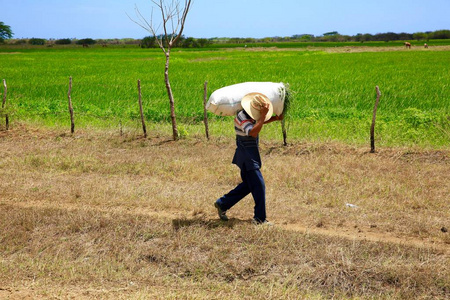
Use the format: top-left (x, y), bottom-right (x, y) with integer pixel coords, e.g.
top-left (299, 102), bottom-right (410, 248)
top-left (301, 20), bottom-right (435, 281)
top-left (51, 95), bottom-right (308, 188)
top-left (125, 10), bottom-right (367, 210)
top-left (2, 79), bottom-right (8, 130)
top-left (203, 81), bottom-right (210, 140)
top-left (68, 76), bottom-right (75, 134)
top-left (138, 80), bottom-right (147, 138)
top-left (370, 86), bottom-right (382, 153)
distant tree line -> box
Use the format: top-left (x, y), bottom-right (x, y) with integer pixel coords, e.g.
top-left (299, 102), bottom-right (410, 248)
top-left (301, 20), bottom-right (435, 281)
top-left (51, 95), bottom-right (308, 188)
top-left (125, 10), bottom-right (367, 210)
top-left (8, 37), bottom-right (141, 46)
top-left (217, 29), bottom-right (450, 43)
top-left (2, 29), bottom-right (450, 47)
top-left (140, 35), bottom-right (211, 48)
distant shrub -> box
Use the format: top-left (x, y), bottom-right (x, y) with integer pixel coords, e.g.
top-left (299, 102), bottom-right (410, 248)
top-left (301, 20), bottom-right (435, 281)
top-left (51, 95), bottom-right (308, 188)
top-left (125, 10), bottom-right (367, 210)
top-left (76, 38), bottom-right (96, 45)
top-left (28, 38), bottom-right (46, 45)
top-left (55, 38), bottom-right (72, 45)
top-left (121, 38), bottom-right (139, 45)
top-left (182, 37), bottom-right (197, 48)
top-left (181, 37), bottom-right (211, 48)
top-left (428, 30), bottom-right (450, 39)
top-left (197, 38), bottom-right (211, 47)
top-left (140, 36), bottom-right (157, 48)
top-left (413, 32), bottom-right (428, 41)
top-left (14, 39), bottom-right (27, 45)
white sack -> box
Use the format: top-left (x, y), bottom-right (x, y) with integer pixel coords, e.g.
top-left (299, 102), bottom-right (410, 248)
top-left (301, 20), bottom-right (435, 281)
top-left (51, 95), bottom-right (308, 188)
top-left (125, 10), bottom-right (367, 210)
top-left (206, 82), bottom-right (286, 116)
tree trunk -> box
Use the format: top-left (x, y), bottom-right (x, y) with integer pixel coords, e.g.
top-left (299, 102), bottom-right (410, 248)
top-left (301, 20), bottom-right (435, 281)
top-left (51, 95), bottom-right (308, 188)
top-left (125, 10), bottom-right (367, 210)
top-left (164, 51), bottom-right (179, 140)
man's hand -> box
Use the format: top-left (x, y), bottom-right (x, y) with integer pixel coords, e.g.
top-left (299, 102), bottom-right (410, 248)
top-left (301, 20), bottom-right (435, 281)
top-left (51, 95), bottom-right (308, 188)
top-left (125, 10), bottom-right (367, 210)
top-left (263, 113), bottom-right (284, 124)
top-left (276, 113), bottom-right (284, 121)
top-left (248, 100), bottom-right (270, 138)
top-left (257, 96), bottom-right (270, 120)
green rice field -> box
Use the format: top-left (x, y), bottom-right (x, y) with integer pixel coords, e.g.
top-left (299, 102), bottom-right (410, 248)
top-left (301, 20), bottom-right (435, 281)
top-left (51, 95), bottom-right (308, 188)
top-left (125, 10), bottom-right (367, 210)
top-left (0, 44), bottom-right (449, 148)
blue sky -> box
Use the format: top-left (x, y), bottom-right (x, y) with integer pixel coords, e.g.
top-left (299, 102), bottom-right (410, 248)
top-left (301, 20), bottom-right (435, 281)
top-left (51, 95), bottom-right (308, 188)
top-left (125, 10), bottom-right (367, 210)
top-left (1, 0), bottom-right (449, 39)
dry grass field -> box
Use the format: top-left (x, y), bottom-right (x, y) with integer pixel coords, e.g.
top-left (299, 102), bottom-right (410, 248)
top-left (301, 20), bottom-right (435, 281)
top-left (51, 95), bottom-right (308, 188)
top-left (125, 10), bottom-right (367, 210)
top-left (0, 124), bottom-right (449, 299)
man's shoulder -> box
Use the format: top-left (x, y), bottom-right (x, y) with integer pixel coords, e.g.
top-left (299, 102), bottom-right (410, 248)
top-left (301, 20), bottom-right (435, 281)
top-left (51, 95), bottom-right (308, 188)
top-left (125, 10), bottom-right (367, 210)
top-left (236, 110), bottom-right (252, 120)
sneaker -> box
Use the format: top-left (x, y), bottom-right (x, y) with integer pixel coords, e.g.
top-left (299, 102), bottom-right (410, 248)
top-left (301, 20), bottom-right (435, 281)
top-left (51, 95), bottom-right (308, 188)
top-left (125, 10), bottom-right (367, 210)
top-left (252, 219), bottom-right (273, 226)
top-left (214, 202), bottom-right (228, 221)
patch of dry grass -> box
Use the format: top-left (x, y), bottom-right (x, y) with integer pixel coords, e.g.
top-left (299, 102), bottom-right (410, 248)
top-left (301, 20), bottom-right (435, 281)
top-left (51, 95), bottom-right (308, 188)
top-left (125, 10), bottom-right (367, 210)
top-left (0, 205), bottom-right (448, 299)
top-left (0, 125), bottom-right (449, 299)
top-left (321, 45), bottom-right (450, 53)
top-left (228, 45), bottom-right (450, 53)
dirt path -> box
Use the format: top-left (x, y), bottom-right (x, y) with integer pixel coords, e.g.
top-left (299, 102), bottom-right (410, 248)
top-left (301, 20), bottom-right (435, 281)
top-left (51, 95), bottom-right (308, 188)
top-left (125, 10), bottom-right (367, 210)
top-left (5, 199), bottom-right (449, 255)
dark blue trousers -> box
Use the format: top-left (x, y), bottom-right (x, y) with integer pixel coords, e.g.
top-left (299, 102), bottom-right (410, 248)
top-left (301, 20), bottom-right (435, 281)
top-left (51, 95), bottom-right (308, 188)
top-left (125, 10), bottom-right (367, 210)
top-left (216, 164), bottom-right (267, 222)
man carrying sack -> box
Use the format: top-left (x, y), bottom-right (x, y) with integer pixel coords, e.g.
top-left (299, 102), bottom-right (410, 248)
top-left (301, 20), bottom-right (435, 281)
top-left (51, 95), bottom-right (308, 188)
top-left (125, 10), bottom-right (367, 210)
top-left (214, 92), bottom-right (283, 225)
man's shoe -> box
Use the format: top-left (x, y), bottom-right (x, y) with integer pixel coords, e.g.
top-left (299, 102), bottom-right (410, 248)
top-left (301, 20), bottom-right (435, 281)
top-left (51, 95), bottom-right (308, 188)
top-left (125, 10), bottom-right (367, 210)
top-left (214, 202), bottom-right (228, 221)
top-left (252, 219), bottom-right (273, 226)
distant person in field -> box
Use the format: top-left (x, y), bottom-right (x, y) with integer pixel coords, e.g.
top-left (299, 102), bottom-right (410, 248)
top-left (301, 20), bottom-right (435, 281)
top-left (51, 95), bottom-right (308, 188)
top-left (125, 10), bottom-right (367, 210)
top-left (424, 43), bottom-right (429, 48)
top-left (405, 42), bottom-right (411, 49)
top-left (214, 93), bottom-right (283, 225)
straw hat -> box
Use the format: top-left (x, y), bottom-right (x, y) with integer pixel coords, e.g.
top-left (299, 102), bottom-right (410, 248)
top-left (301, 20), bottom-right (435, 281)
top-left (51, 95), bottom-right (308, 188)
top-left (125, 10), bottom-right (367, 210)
top-left (241, 92), bottom-right (273, 122)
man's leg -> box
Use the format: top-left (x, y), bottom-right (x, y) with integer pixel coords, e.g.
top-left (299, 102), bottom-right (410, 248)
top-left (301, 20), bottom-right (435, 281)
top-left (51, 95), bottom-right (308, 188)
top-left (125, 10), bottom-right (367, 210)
top-left (245, 168), bottom-right (266, 222)
top-left (216, 168), bottom-right (251, 211)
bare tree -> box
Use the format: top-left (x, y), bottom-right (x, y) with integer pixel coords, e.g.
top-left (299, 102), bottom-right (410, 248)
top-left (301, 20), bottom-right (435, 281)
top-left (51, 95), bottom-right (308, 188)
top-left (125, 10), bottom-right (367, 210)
top-left (130, 0), bottom-right (193, 140)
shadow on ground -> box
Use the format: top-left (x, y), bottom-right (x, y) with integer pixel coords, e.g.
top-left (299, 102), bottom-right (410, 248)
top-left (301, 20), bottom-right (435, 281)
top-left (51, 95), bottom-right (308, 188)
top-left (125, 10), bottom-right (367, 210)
top-left (172, 217), bottom-right (250, 230)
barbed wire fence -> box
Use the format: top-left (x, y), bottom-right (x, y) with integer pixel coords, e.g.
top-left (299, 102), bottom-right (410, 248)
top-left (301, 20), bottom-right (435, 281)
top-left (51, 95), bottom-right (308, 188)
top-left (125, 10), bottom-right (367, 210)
top-left (1, 77), bottom-right (386, 151)
top-left (1, 76), bottom-right (306, 148)
top-left (0, 77), bottom-right (226, 140)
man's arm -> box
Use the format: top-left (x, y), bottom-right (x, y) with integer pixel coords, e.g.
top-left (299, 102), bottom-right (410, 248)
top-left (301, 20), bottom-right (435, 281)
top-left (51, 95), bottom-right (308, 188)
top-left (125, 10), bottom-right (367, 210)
top-left (248, 117), bottom-right (265, 138)
top-left (264, 114), bottom-right (284, 124)
top-left (248, 103), bottom-right (270, 138)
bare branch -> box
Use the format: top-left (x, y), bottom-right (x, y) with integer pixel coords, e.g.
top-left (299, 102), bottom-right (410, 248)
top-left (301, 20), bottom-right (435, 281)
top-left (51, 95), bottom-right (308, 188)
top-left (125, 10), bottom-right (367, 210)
top-left (171, 1), bottom-right (181, 34)
top-left (127, 6), bottom-right (154, 36)
top-left (172, 0), bottom-right (192, 45)
top-left (127, 4), bottom-right (167, 52)
top-left (156, 0), bottom-right (170, 46)
top-left (150, 0), bottom-right (161, 9)
top-left (131, 0), bottom-right (193, 49)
